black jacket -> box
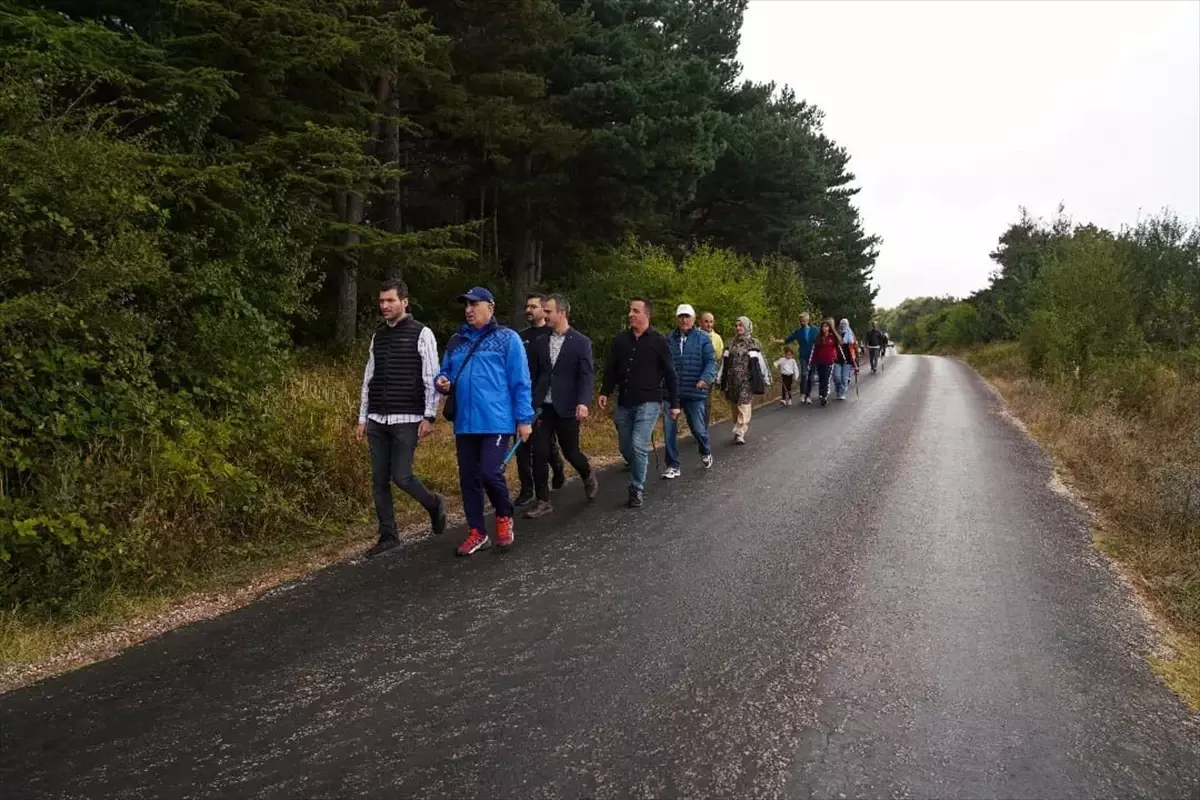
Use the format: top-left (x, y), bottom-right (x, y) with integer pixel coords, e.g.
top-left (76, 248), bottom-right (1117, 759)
top-left (529, 328), bottom-right (595, 419)
top-left (519, 325), bottom-right (551, 371)
top-left (600, 326), bottom-right (679, 408)
top-left (866, 327), bottom-right (886, 348)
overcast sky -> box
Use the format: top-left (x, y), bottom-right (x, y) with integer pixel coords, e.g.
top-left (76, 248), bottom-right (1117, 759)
top-left (736, 0), bottom-right (1200, 308)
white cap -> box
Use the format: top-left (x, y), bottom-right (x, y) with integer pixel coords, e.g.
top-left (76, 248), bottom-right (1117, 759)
top-left (675, 303), bottom-right (696, 317)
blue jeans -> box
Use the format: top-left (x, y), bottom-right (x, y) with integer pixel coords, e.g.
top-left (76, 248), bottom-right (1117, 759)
top-left (613, 402), bottom-right (661, 492)
top-left (834, 363), bottom-right (854, 397)
top-left (662, 398), bottom-right (710, 468)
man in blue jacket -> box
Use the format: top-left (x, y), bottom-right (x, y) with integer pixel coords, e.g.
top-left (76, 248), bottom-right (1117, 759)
top-left (661, 303), bottom-right (716, 478)
top-left (435, 287), bottom-right (534, 556)
top-left (523, 293), bottom-right (599, 518)
top-left (774, 311), bottom-right (819, 404)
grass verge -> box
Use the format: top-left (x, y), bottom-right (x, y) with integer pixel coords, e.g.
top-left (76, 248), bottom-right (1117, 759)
top-left (0, 359), bottom-right (782, 693)
top-left (963, 342), bottom-right (1200, 711)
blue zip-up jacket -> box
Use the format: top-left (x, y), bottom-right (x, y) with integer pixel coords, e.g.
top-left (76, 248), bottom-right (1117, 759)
top-left (784, 324), bottom-right (819, 362)
top-left (665, 328), bottom-right (717, 403)
top-left (437, 320), bottom-right (534, 435)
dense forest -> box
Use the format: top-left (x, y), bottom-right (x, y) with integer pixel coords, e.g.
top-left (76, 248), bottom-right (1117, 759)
top-left (0, 1), bottom-right (880, 612)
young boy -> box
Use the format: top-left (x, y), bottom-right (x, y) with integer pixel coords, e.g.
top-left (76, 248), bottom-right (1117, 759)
top-left (775, 347), bottom-right (799, 406)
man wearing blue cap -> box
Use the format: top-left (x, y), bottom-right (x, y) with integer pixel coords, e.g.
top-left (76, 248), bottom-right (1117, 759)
top-left (436, 287), bottom-right (535, 555)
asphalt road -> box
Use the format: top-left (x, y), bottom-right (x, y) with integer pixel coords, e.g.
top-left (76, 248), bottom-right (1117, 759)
top-left (3, 355), bottom-right (1199, 799)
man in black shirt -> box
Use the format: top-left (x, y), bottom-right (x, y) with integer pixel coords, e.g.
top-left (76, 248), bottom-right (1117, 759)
top-left (516, 293), bottom-right (565, 505)
top-left (599, 297), bottom-right (680, 508)
top-left (865, 320), bottom-right (887, 373)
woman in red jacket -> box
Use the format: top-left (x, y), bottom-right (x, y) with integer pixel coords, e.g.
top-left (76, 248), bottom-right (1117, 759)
top-left (807, 318), bottom-right (850, 407)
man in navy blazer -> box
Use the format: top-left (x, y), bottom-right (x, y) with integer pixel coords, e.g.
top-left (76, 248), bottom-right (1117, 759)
top-left (525, 293), bottom-right (599, 517)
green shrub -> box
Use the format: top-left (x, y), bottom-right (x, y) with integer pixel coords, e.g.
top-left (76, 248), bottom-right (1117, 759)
top-left (567, 241), bottom-right (804, 361)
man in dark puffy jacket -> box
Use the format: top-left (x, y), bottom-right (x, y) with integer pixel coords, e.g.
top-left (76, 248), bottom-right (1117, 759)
top-left (661, 303), bottom-right (717, 478)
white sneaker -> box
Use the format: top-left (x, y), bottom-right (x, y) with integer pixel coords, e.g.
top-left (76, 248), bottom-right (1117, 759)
top-left (662, 466), bottom-right (682, 480)
top-left (701, 454), bottom-right (714, 469)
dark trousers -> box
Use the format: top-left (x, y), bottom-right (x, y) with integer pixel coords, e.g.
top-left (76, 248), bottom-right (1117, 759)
top-left (811, 363), bottom-right (834, 398)
top-left (534, 404), bottom-right (592, 501)
top-left (367, 421), bottom-right (437, 540)
top-left (455, 433), bottom-right (514, 532)
top-left (869, 347), bottom-right (881, 370)
top-left (781, 374), bottom-right (795, 400)
top-left (517, 431), bottom-right (563, 496)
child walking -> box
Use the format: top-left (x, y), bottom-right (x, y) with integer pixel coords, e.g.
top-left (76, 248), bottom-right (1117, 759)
top-left (775, 348), bottom-right (799, 406)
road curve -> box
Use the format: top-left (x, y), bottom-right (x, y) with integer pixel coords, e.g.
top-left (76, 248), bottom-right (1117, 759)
top-left (2, 355), bottom-right (1198, 799)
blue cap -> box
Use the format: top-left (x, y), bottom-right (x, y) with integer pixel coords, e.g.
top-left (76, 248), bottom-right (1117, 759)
top-left (456, 286), bottom-right (495, 304)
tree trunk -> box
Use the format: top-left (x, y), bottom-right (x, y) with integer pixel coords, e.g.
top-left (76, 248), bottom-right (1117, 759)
top-left (509, 150), bottom-right (537, 315)
top-left (535, 236), bottom-right (544, 285)
top-left (336, 190), bottom-right (364, 344)
top-left (335, 75), bottom-right (388, 342)
top-left (511, 226), bottom-right (536, 319)
top-left (383, 84), bottom-right (402, 240)
top-left (478, 185), bottom-right (486, 262)
top-left (491, 183), bottom-right (499, 267)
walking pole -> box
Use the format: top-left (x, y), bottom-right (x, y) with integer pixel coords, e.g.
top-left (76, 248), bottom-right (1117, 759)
top-left (502, 410), bottom-right (542, 467)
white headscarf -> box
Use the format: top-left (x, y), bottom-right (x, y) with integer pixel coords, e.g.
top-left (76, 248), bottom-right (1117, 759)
top-left (839, 318), bottom-right (856, 344)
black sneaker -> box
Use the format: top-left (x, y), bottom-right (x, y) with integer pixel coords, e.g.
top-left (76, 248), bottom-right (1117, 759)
top-left (627, 488), bottom-right (644, 508)
top-left (552, 470), bottom-right (566, 490)
top-left (365, 537), bottom-right (400, 559)
top-left (514, 489), bottom-right (535, 508)
top-left (430, 495), bottom-right (447, 536)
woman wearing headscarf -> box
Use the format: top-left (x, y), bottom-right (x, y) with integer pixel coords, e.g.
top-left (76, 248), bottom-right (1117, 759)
top-left (719, 316), bottom-right (770, 444)
top-left (835, 318), bottom-right (859, 400)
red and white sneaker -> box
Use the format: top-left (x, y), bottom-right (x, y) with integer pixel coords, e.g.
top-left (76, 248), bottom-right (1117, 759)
top-left (456, 528), bottom-right (490, 556)
top-left (495, 516), bottom-right (515, 549)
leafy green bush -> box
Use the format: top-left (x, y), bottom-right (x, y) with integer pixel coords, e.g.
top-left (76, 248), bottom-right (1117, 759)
top-left (935, 303), bottom-right (981, 349)
top-left (0, 9), bottom-right (327, 611)
top-left (566, 241), bottom-right (805, 361)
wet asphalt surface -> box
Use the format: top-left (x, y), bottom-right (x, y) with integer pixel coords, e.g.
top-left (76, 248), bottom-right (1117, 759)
top-left (3, 355), bottom-right (1199, 799)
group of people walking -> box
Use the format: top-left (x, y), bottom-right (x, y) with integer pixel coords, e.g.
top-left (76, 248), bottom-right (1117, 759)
top-left (356, 279), bottom-right (886, 559)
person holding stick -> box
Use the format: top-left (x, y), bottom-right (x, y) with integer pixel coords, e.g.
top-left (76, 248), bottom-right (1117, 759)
top-left (435, 287), bottom-right (534, 556)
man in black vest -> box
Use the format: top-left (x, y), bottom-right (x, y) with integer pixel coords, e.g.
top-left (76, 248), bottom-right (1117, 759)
top-left (355, 279), bottom-right (447, 558)
top-left (524, 293), bottom-right (599, 518)
top-left (516, 292), bottom-right (565, 505)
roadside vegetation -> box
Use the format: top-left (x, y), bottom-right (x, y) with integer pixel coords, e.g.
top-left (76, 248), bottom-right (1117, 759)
top-left (880, 207), bottom-right (1200, 709)
top-left (1, 1), bottom-right (874, 686)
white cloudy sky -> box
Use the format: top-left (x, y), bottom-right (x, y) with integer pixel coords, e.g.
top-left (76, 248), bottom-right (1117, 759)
top-left (736, 0), bottom-right (1200, 308)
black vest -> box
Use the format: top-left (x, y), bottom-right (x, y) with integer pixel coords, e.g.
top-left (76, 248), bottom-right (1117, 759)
top-left (367, 316), bottom-right (426, 417)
